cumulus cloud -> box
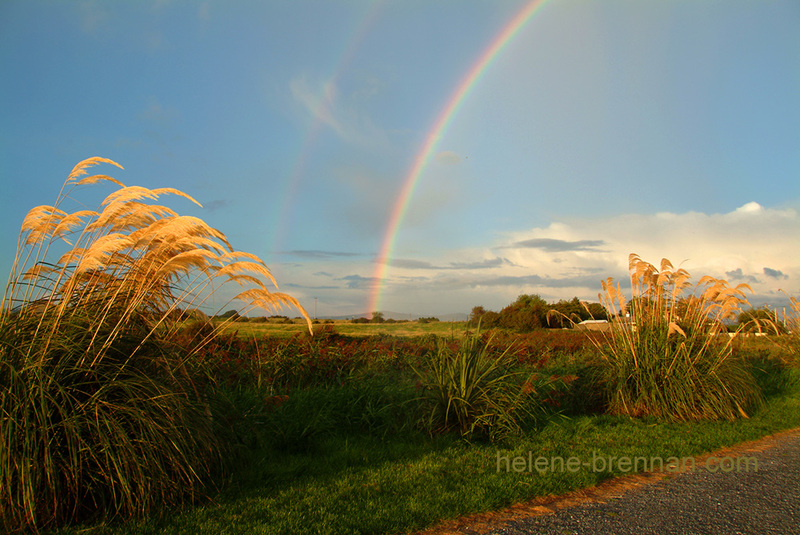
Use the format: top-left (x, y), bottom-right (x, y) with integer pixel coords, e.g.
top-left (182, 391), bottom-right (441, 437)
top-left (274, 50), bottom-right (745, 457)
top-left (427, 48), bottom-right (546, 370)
top-left (267, 202), bottom-right (800, 317)
top-left (726, 268), bottom-right (759, 284)
top-left (372, 202), bottom-right (800, 313)
top-left (763, 267), bottom-right (788, 279)
top-left (735, 202), bottom-right (763, 214)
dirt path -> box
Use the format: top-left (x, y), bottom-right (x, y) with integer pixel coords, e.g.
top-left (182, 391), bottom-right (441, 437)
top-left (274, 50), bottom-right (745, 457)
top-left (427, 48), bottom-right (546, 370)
top-left (417, 427), bottom-right (800, 535)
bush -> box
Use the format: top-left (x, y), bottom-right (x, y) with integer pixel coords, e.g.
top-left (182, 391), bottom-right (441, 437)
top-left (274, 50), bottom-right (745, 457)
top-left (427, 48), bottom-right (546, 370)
top-left (0, 158), bottom-right (309, 532)
top-left (411, 332), bottom-right (532, 441)
top-left (590, 254), bottom-right (763, 421)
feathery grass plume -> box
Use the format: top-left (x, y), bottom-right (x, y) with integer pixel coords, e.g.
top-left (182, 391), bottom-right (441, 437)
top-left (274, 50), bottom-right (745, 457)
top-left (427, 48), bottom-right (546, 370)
top-left (587, 254), bottom-right (762, 421)
top-left (779, 292), bottom-right (800, 364)
top-left (0, 157), bottom-right (311, 533)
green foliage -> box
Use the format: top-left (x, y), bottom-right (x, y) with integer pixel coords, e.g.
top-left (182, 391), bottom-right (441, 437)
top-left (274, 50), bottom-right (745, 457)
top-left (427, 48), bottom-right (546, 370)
top-left (469, 296), bottom-right (607, 331)
top-left (411, 333), bottom-right (532, 441)
top-left (737, 306), bottom-right (786, 334)
top-left (469, 305), bottom-right (486, 324)
top-left (592, 254), bottom-right (764, 421)
top-left (499, 294), bottom-right (548, 331)
top-left (478, 310), bottom-right (502, 329)
top-left (370, 311), bottom-right (385, 323)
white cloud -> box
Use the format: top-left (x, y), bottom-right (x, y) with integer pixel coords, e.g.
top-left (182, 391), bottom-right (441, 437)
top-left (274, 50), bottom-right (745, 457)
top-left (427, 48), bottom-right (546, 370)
top-left (371, 203), bottom-right (800, 313)
top-left (735, 201), bottom-right (763, 214)
top-left (289, 74), bottom-right (389, 147)
top-left (290, 76), bottom-right (344, 136)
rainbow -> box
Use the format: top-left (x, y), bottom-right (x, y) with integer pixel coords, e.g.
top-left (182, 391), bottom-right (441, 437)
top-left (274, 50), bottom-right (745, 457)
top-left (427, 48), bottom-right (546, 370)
top-left (367, 0), bottom-right (551, 313)
top-left (268, 4), bottom-right (383, 257)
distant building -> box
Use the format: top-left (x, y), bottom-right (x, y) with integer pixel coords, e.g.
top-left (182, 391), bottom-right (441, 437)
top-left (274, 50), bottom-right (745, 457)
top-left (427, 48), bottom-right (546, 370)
top-left (575, 319), bottom-right (610, 332)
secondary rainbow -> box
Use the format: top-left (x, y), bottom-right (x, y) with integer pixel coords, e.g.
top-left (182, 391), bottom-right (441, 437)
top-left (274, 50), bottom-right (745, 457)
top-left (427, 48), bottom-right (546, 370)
top-left (267, 4), bottom-right (382, 256)
top-left (367, 0), bottom-right (551, 314)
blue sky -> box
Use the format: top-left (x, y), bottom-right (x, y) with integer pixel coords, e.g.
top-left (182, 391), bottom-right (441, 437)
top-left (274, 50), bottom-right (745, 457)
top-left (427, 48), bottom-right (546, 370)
top-left (1, 0), bottom-right (798, 318)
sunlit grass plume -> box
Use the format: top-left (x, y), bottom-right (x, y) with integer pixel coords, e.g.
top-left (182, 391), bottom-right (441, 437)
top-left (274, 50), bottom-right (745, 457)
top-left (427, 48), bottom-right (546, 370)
top-left (0, 157), bottom-right (310, 532)
top-left (591, 254), bottom-right (762, 421)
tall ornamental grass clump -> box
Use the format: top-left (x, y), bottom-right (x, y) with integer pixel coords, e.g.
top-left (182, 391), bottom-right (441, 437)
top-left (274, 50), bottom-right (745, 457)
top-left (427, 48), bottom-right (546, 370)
top-left (412, 332), bottom-right (530, 441)
top-left (593, 254), bottom-right (762, 421)
top-left (781, 293), bottom-right (800, 365)
top-left (0, 158), bottom-right (310, 533)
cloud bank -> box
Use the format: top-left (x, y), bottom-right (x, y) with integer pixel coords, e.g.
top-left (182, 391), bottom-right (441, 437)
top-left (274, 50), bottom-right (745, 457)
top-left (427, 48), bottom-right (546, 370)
top-left (282, 202), bottom-right (799, 315)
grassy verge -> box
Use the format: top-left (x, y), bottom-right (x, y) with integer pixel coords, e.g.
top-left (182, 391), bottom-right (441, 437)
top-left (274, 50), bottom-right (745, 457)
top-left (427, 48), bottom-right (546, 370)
top-left (46, 345), bottom-right (800, 535)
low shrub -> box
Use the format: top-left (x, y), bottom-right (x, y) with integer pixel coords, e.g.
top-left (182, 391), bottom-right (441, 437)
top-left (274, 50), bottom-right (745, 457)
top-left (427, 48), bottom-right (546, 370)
top-left (411, 332), bottom-right (534, 441)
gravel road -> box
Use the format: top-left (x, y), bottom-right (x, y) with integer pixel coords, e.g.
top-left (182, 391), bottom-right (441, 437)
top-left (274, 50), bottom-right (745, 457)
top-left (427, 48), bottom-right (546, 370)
top-left (420, 428), bottom-right (800, 535)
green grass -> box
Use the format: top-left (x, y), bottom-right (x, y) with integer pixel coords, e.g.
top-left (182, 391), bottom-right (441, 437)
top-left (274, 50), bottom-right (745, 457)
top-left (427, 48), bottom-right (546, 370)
top-left (222, 320), bottom-right (470, 339)
top-left (44, 344), bottom-right (800, 535)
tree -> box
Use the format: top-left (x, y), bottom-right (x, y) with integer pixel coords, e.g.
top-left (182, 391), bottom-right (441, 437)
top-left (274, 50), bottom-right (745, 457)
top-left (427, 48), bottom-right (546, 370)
top-left (371, 311), bottom-right (385, 323)
top-left (499, 294), bottom-right (548, 331)
top-left (480, 310), bottom-right (501, 329)
top-left (548, 297), bottom-right (584, 328)
top-left (585, 302), bottom-right (609, 321)
top-left (217, 309), bottom-right (241, 321)
top-left (469, 306), bottom-right (486, 326)
top-left (737, 306), bottom-right (786, 334)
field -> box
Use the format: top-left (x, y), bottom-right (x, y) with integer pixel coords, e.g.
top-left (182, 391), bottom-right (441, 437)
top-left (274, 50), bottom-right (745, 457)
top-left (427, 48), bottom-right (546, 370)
top-left (221, 318), bottom-right (471, 339)
top-left (38, 326), bottom-right (800, 535)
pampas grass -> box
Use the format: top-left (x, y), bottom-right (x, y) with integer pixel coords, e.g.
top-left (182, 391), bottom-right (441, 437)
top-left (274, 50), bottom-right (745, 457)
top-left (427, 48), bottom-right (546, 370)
top-left (0, 157), bottom-right (311, 532)
top-left (781, 293), bottom-right (800, 364)
top-left (591, 254), bottom-right (762, 421)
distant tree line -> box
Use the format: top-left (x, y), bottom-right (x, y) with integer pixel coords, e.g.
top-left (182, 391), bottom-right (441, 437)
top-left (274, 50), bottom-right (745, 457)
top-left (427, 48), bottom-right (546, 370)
top-left (469, 295), bottom-right (608, 332)
top-left (737, 305), bottom-right (788, 334)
